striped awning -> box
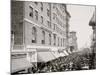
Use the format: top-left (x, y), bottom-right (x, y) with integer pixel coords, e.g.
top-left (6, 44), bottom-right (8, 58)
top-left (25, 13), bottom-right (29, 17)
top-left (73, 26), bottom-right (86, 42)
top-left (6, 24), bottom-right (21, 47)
top-left (63, 50), bottom-right (69, 56)
top-left (37, 51), bottom-right (56, 62)
top-left (52, 51), bottom-right (60, 58)
top-left (11, 58), bottom-right (32, 73)
top-left (59, 52), bottom-right (66, 57)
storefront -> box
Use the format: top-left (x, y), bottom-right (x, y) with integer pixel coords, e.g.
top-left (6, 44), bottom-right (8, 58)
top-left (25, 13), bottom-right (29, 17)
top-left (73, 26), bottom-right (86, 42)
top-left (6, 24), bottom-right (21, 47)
top-left (11, 58), bottom-right (33, 74)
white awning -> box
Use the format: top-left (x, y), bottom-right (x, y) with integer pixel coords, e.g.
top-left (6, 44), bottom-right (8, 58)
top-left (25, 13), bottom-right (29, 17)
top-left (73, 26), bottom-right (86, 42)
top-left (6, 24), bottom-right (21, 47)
top-left (59, 53), bottom-right (65, 57)
top-left (37, 51), bottom-right (56, 62)
top-left (11, 58), bottom-right (32, 73)
top-left (63, 50), bottom-right (69, 56)
top-left (51, 51), bottom-right (60, 58)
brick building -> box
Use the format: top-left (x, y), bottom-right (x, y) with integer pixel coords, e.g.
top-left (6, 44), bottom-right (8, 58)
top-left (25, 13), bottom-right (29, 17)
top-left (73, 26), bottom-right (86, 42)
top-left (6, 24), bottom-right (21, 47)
top-left (89, 12), bottom-right (96, 53)
top-left (11, 1), bottom-right (70, 73)
top-left (89, 11), bottom-right (96, 69)
top-left (68, 31), bottom-right (78, 53)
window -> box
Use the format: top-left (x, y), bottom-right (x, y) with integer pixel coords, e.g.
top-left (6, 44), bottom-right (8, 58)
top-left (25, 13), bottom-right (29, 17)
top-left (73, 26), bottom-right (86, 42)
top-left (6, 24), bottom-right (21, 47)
top-left (32, 27), bottom-right (37, 43)
top-left (53, 13), bottom-right (55, 19)
top-left (53, 4), bottom-right (56, 9)
top-left (63, 39), bottom-right (65, 46)
top-left (29, 6), bottom-right (33, 17)
top-left (63, 38), bottom-right (64, 46)
top-left (42, 31), bottom-right (45, 44)
top-left (41, 2), bottom-right (43, 11)
top-left (61, 38), bottom-right (62, 46)
top-left (58, 37), bottom-right (59, 46)
top-left (41, 16), bottom-right (43, 24)
top-left (34, 2), bottom-right (38, 5)
top-left (70, 46), bottom-right (74, 52)
top-left (47, 9), bottom-right (50, 17)
top-left (64, 39), bottom-right (65, 46)
top-left (53, 24), bottom-right (56, 30)
top-left (35, 10), bottom-right (38, 20)
top-left (49, 34), bottom-right (51, 45)
top-left (53, 34), bottom-right (56, 46)
top-left (47, 21), bottom-right (51, 28)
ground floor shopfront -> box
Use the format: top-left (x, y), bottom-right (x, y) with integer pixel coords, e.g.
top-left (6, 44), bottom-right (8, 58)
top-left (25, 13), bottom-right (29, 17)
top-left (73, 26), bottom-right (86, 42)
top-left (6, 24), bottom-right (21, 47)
top-left (11, 46), bottom-right (68, 74)
top-left (11, 47), bottom-right (95, 74)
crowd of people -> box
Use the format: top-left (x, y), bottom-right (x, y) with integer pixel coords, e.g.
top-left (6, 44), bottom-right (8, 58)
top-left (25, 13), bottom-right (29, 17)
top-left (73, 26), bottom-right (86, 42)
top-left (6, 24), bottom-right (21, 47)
top-left (12, 49), bottom-right (95, 75)
top-left (31, 50), bottom-right (95, 73)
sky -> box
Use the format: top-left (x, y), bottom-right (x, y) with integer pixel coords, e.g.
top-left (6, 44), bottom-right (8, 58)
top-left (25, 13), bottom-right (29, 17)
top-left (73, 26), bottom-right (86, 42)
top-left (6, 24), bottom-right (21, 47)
top-left (67, 5), bottom-right (95, 49)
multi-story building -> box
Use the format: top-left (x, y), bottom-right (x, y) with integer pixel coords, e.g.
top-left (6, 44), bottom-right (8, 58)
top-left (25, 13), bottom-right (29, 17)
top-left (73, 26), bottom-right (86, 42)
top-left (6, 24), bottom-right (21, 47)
top-left (89, 12), bottom-right (96, 53)
top-left (11, 1), bottom-right (70, 73)
top-left (68, 31), bottom-right (78, 53)
top-left (89, 11), bottom-right (96, 69)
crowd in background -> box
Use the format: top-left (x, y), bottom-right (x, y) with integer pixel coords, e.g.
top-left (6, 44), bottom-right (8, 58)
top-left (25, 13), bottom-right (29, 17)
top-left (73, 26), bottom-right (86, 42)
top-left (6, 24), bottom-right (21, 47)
top-left (31, 49), bottom-right (96, 73)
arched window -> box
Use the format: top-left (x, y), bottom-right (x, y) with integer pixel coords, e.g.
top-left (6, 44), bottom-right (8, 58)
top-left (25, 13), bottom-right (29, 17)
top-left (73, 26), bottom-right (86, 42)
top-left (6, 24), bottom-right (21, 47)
top-left (49, 34), bottom-right (51, 45)
top-left (42, 31), bottom-right (45, 44)
top-left (35, 10), bottom-right (38, 20)
top-left (41, 16), bottom-right (43, 24)
top-left (29, 6), bottom-right (33, 18)
top-left (32, 27), bottom-right (37, 43)
top-left (41, 2), bottom-right (43, 11)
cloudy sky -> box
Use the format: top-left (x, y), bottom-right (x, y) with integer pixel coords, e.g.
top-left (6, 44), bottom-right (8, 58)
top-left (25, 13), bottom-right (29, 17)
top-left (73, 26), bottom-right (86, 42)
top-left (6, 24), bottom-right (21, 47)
top-left (67, 4), bottom-right (95, 49)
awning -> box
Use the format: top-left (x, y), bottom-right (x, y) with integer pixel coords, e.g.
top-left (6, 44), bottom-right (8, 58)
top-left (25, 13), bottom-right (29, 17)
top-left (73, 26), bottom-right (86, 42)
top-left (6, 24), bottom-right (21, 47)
top-left (11, 58), bottom-right (33, 73)
top-left (63, 50), bottom-right (69, 56)
top-left (51, 51), bottom-right (60, 58)
top-left (37, 51), bottom-right (56, 62)
top-left (59, 52), bottom-right (66, 57)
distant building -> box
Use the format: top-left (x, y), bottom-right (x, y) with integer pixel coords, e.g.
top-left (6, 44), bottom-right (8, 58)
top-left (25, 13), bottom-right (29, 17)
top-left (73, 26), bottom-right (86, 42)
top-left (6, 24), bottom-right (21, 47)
top-left (89, 12), bottom-right (96, 53)
top-left (68, 31), bottom-right (78, 53)
top-left (11, 1), bottom-right (71, 73)
top-left (89, 11), bottom-right (96, 69)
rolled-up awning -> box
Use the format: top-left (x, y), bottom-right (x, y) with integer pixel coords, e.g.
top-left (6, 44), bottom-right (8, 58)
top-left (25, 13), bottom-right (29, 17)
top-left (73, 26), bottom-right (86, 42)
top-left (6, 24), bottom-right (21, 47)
top-left (37, 51), bottom-right (56, 62)
top-left (11, 58), bottom-right (33, 73)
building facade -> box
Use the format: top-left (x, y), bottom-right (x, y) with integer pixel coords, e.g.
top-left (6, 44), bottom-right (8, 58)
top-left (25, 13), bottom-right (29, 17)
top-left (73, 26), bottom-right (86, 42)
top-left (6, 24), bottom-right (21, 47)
top-left (89, 10), bottom-right (96, 69)
top-left (89, 12), bottom-right (96, 53)
top-left (11, 1), bottom-right (70, 73)
top-left (68, 31), bottom-right (78, 53)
